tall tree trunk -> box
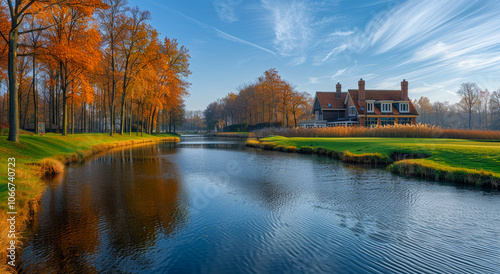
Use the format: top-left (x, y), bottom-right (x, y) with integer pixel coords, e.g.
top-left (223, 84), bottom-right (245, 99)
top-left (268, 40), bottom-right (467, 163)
top-left (22, 82), bottom-right (32, 130)
top-left (119, 62), bottom-right (129, 135)
top-left (33, 55), bottom-right (39, 134)
top-left (129, 100), bottom-right (133, 136)
top-left (469, 108), bottom-right (472, 129)
top-left (61, 63), bottom-right (68, 136)
top-left (8, 23), bottom-right (20, 142)
top-left (150, 107), bottom-right (157, 134)
top-left (71, 97), bottom-right (74, 134)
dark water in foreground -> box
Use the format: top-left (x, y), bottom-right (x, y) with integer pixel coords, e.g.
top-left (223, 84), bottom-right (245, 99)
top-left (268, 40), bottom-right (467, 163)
top-left (19, 137), bottom-right (500, 273)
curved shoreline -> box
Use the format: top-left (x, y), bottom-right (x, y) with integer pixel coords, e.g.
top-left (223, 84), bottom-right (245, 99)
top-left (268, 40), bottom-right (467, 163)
top-left (1, 134), bottom-right (180, 272)
top-left (246, 138), bottom-right (500, 190)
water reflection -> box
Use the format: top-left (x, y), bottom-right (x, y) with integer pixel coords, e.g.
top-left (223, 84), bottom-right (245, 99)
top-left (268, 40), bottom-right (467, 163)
top-left (19, 138), bottom-right (500, 273)
top-left (20, 144), bottom-right (188, 273)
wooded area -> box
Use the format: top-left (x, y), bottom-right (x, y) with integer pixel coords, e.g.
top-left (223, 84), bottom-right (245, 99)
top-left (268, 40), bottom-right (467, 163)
top-left (203, 68), bottom-right (312, 132)
top-left (0, 0), bottom-right (190, 142)
top-left (413, 82), bottom-right (500, 130)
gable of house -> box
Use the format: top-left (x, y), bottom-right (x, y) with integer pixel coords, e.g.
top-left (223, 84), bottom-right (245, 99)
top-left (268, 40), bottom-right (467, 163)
top-left (316, 92), bottom-right (347, 109)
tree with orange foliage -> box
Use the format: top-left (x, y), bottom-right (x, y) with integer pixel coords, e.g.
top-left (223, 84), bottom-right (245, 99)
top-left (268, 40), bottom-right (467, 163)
top-left (41, 4), bottom-right (102, 135)
top-left (117, 6), bottom-right (154, 135)
top-left (2, 0), bottom-right (107, 141)
top-left (98, 0), bottom-right (128, 136)
top-left (145, 37), bottom-right (190, 134)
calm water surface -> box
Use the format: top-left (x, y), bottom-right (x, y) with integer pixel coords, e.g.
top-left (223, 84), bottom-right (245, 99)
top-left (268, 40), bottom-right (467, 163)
top-left (19, 136), bottom-right (500, 273)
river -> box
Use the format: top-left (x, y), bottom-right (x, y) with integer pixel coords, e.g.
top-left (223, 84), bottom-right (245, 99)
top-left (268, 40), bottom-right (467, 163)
top-left (18, 136), bottom-right (500, 273)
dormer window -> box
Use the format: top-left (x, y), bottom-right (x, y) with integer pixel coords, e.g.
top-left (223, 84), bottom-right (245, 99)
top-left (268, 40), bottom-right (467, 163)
top-left (366, 102), bottom-right (374, 113)
top-left (400, 103), bottom-right (409, 113)
top-left (348, 106), bottom-right (356, 116)
top-left (381, 103), bottom-right (392, 113)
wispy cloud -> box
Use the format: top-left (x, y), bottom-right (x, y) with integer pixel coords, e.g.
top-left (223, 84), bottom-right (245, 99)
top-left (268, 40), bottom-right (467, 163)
top-left (331, 68), bottom-right (347, 80)
top-left (262, 0), bottom-right (313, 65)
top-left (322, 44), bottom-right (348, 63)
top-left (213, 28), bottom-right (276, 56)
top-left (308, 67), bottom-right (348, 84)
top-left (340, 0), bottom-right (500, 101)
top-left (144, 0), bottom-right (275, 56)
top-left (213, 0), bottom-right (242, 23)
top-left (330, 30), bottom-right (354, 37)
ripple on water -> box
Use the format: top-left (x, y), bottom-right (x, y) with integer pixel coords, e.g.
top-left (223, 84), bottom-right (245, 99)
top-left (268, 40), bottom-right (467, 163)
top-left (18, 138), bottom-right (500, 273)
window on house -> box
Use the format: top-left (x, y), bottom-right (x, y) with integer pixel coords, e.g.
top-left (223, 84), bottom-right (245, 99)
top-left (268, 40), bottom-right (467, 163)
top-left (364, 118), bottom-right (378, 127)
top-left (348, 106), bottom-right (356, 116)
top-left (400, 103), bottom-right (409, 113)
top-left (380, 117), bottom-right (395, 126)
top-left (381, 103), bottom-right (392, 113)
top-left (366, 102), bottom-right (374, 113)
top-left (398, 117), bottom-right (412, 125)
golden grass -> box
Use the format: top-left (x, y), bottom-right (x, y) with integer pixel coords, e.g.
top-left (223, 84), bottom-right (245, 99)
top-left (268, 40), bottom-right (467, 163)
top-left (245, 139), bottom-right (260, 147)
top-left (259, 142), bottom-right (276, 150)
top-left (254, 124), bottom-right (500, 140)
top-left (389, 160), bottom-right (500, 188)
top-left (39, 158), bottom-right (65, 176)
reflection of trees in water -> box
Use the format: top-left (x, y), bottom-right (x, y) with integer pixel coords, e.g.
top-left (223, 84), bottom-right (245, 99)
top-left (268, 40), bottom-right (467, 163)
top-left (20, 181), bottom-right (100, 273)
top-left (20, 144), bottom-right (188, 272)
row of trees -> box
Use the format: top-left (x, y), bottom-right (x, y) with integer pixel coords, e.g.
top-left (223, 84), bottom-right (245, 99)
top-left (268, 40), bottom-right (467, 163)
top-left (204, 68), bottom-right (311, 131)
top-left (414, 83), bottom-right (500, 130)
top-left (0, 0), bottom-right (190, 142)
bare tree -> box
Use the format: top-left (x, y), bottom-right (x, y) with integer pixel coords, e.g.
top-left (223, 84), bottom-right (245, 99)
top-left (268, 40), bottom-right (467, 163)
top-left (457, 82), bottom-right (480, 129)
top-left (490, 90), bottom-right (500, 129)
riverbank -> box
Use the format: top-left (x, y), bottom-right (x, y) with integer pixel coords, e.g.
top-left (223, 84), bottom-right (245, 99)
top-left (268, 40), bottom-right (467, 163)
top-left (247, 136), bottom-right (500, 189)
top-left (0, 133), bottom-right (179, 271)
top-left (204, 132), bottom-right (252, 138)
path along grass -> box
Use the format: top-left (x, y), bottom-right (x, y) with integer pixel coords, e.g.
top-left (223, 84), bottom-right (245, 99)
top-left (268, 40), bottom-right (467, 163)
top-left (0, 133), bottom-right (179, 270)
top-left (254, 136), bottom-right (500, 188)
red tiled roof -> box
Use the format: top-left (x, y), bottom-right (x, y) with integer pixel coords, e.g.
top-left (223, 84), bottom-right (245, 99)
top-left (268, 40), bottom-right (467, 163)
top-left (316, 92), bottom-right (347, 109)
top-left (348, 90), bottom-right (419, 116)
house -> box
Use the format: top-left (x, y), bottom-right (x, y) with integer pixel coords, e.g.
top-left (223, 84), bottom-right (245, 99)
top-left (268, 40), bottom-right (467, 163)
top-left (298, 79), bottom-right (419, 128)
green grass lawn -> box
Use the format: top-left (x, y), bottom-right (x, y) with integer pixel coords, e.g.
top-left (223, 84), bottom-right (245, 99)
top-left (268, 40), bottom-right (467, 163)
top-left (262, 136), bottom-right (500, 176)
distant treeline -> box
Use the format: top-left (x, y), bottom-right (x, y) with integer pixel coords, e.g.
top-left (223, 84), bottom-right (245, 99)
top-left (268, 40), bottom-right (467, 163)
top-left (203, 68), bottom-right (312, 132)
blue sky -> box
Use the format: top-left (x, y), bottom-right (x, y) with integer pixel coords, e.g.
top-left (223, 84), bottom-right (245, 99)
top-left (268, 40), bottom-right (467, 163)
top-left (128, 0), bottom-right (500, 111)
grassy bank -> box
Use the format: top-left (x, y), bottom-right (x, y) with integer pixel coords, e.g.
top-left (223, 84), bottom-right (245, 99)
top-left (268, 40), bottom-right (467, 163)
top-left (248, 136), bottom-right (500, 188)
top-left (0, 133), bottom-right (179, 271)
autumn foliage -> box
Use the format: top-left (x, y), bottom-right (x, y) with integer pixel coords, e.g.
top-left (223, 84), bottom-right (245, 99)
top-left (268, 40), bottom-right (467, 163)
top-left (204, 68), bottom-right (311, 131)
top-left (0, 0), bottom-right (190, 139)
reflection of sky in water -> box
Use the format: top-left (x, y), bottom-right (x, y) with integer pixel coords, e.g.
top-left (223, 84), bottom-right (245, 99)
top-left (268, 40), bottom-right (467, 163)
top-left (20, 138), bottom-right (500, 273)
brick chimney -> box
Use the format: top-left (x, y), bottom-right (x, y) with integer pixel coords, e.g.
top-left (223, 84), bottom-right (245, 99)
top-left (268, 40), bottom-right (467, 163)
top-left (401, 79), bottom-right (408, 100)
top-left (358, 78), bottom-right (365, 109)
top-left (336, 82), bottom-right (341, 99)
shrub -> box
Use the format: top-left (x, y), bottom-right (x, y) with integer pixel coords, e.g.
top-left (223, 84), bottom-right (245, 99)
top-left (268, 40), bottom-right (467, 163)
top-left (298, 146), bottom-right (315, 154)
top-left (39, 158), bottom-right (65, 176)
top-left (315, 147), bottom-right (329, 156)
top-left (260, 142), bottom-right (276, 150)
top-left (245, 139), bottom-right (260, 147)
top-left (285, 146), bottom-right (297, 153)
top-left (274, 145), bottom-right (286, 151)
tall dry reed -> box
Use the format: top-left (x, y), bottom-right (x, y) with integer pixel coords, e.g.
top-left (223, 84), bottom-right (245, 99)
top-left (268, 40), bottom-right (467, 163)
top-left (254, 124), bottom-right (500, 140)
